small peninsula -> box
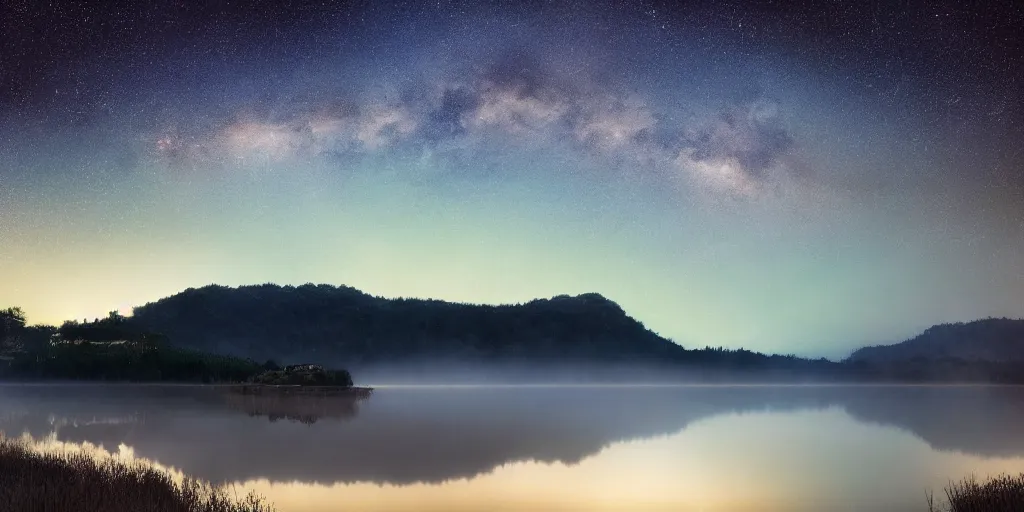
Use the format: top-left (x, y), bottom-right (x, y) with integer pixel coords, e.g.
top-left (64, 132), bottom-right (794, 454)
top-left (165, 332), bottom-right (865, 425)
top-left (0, 307), bottom-right (364, 391)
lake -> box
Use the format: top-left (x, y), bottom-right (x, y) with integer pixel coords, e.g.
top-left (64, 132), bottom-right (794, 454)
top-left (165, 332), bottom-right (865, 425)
top-left (1, 384), bottom-right (1023, 511)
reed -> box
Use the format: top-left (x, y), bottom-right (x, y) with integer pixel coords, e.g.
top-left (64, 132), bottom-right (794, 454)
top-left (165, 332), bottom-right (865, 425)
top-left (928, 474), bottom-right (1024, 512)
top-left (0, 438), bottom-right (274, 512)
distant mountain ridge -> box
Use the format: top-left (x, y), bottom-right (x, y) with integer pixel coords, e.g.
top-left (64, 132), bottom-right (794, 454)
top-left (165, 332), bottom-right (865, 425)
top-left (847, 318), bottom-right (1024, 364)
top-left (130, 284), bottom-right (692, 365)
top-left (54, 284), bottom-right (1024, 383)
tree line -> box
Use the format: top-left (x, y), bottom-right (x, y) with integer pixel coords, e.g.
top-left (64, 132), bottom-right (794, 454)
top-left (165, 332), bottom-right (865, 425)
top-left (0, 308), bottom-right (264, 383)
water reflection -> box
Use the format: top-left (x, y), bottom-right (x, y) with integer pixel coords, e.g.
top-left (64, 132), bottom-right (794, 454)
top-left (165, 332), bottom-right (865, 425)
top-left (0, 385), bottom-right (1019, 512)
top-left (219, 390), bottom-right (363, 424)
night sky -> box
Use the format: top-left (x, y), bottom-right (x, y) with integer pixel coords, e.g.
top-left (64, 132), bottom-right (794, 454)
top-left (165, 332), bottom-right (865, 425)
top-left (1, 0), bottom-right (1022, 357)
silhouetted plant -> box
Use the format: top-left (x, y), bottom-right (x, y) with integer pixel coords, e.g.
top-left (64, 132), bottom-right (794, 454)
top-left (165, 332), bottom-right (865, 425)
top-left (0, 306), bottom-right (27, 351)
top-left (0, 438), bottom-right (275, 512)
top-left (927, 474), bottom-right (1024, 512)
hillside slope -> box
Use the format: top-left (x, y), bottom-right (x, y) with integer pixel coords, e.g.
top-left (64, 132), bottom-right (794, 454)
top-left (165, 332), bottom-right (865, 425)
top-left (848, 318), bottom-right (1024, 363)
top-left (131, 284), bottom-right (687, 365)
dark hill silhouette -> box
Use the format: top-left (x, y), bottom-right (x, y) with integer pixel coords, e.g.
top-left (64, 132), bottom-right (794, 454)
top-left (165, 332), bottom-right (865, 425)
top-left (124, 284), bottom-right (1024, 383)
top-left (8, 286), bottom-right (1022, 383)
top-left (130, 284), bottom-right (811, 371)
top-left (847, 318), bottom-right (1024, 364)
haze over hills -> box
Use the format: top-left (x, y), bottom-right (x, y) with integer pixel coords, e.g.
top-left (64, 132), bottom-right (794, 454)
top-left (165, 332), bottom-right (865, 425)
top-left (122, 283), bottom-right (845, 382)
top-left (123, 284), bottom-right (1024, 384)
top-left (130, 284), bottom-right (816, 371)
top-left (7, 283), bottom-right (1023, 383)
top-left (847, 318), bottom-right (1024, 364)
top-left (130, 284), bottom-right (680, 363)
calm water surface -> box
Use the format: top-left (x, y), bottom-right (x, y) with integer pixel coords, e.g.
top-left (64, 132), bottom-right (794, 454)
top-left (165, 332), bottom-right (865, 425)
top-left (1, 384), bottom-right (1023, 511)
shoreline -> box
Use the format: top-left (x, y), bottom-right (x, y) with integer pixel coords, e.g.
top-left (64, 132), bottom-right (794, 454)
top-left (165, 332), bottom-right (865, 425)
top-left (1, 380), bottom-right (1023, 389)
top-left (226, 384), bottom-right (374, 398)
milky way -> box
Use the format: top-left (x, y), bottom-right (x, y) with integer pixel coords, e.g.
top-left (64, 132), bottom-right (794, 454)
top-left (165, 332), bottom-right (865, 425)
top-left (1, 0), bottom-right (1022, 357)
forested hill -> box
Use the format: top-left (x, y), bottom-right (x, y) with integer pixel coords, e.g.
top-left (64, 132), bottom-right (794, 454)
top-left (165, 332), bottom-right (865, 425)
top-left (130, 284), bottom-right (691, 365)
top-left (847, 318), bottom-right (1024, 364)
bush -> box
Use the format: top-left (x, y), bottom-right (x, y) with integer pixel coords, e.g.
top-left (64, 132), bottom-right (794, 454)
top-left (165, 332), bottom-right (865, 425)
top-left (0, 438), bottom-right (275, 512)
top-left (928, 474), bottom-right (1024, 512)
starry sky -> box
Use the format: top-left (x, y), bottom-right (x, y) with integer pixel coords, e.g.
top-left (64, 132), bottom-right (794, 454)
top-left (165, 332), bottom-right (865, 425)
top-left (1, 0), bottom-right (1022, 357)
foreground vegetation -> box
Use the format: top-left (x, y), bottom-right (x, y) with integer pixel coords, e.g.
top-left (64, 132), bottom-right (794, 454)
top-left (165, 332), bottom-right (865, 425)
top-left (0, 438), bottom-right (274, 512)
top-left (928, 474), bottom-right (1024, 512)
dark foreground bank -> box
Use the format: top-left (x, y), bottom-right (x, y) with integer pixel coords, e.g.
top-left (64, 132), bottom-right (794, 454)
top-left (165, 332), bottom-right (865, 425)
top-left (0, 438), bottom-right (275, 512)
top-left (929, 474), bottom-right (1024, 512)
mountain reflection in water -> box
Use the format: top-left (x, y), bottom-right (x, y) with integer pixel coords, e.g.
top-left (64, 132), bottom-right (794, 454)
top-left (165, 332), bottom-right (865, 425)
top-left (1, 384), bottom-right (1023, 511)
top-left (219, 390), bottom-right (364, 424)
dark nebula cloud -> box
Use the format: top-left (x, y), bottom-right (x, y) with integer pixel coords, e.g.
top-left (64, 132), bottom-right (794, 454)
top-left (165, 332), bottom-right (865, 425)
top-left (682, 98), bottom-right (796, 187)
top-left (692, 101), bottom-right (793, 177)
top-left (423, 87), bottom-right (480, 142)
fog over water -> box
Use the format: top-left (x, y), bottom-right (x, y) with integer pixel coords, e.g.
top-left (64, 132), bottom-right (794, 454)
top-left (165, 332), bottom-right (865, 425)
top-left (2, 383), bottom-right (1023, 511)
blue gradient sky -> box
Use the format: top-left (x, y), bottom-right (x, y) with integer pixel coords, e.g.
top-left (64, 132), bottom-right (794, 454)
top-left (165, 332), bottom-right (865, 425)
top-left (1, 1), bottom-right (1022, 357)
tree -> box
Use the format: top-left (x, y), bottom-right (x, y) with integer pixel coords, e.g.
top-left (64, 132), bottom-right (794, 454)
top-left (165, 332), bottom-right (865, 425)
top-left (0, 307), bottom-right (27, 351)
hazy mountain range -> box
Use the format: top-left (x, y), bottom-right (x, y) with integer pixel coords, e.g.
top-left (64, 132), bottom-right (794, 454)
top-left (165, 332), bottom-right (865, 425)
top-left (122, 284), bottom-right (1024, 382)
top-left (130, 284), bottom-right (829, 374)
top-left (131, 284), bottom-right (684, 364)
top-left (847, 318), bottom-right (1024, 364)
